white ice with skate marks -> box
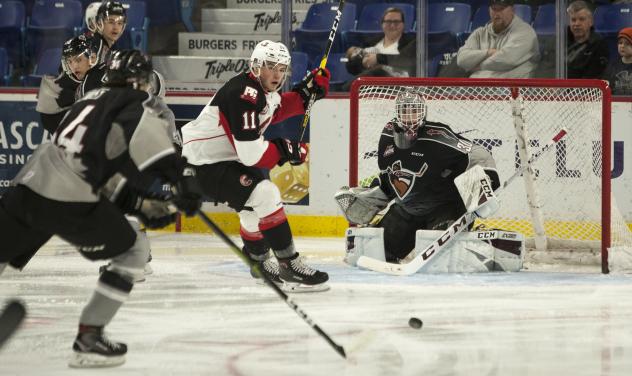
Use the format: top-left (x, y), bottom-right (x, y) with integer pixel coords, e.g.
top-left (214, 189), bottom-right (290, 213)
top-left (1, 232), bottom-right (632, 375)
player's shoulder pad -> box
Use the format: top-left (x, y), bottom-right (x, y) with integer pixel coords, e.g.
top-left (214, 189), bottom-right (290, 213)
top-left (226, 73), bottom-right (264, 107)
top-left (420, 121), bottom-right (473, 153)
top-left (382, 119), bottom-right (396, 136)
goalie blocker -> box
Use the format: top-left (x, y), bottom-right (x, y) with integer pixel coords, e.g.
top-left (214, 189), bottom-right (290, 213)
top-left (345, 227), bottom-right (524, 273)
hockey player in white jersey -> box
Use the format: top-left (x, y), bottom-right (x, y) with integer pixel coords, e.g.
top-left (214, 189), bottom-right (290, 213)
top-left (181, 40), bottom-right (331, 291)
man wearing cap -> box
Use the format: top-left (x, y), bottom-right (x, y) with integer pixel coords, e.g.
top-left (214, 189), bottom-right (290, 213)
top-left (456, 0), bottom-right (539, 78)
top-left (567, 0), bottom-right (609, 79)
top-left (602, 27), bottom-right (632, 95)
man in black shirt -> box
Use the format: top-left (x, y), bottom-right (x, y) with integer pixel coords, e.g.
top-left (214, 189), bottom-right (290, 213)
top-left (566, 0), bottom-right (609, 78)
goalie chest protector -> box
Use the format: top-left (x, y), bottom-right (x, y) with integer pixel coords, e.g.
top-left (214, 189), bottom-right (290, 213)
top-left (378, 121), bottom-right (473, 211)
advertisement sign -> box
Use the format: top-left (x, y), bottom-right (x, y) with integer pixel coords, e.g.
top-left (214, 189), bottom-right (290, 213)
top-left (179, 34), bottom-right (281, 57)
top-left (152, 56), bottom-right (249, 83)
top-left (226, 0), bottom-right (326, 10)
top-left (200, 9), bottom-right (306, 36)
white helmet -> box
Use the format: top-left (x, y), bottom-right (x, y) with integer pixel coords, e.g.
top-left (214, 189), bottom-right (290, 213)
top-left (249, 40), bottom-right (291, 91)
top-left (85, 2), bottom-right (101, 33)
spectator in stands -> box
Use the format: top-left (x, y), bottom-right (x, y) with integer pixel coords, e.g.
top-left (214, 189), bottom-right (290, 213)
top-left (566, 0), bottom-right (609, 79)
top-left (342, 7), bottom-right (416, 90)
top-left (602, 27), bottom-right (632, 95)
top-left (456, 0), bottom-right (539, 78)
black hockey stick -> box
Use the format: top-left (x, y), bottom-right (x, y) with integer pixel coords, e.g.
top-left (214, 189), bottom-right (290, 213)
top-left (298, 0), bottom-right (346, 142)
top-left (196, 210), bottom-right (346, 359)
top-left (0, 300), bottom-right (26, 349)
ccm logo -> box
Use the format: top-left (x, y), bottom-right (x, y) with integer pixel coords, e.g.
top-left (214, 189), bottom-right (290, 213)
top-left (421, 215), bottom-right (468, 260)
top-left (477, 231), bottom-right (497, 239)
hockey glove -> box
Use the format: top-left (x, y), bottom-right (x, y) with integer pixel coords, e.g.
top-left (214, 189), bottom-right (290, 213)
top-left (114, 186), bottom-right (178, 229)
top-left (173, 166), bottom-right (204, 216)
top-left (135, 195), bottom-right (178, 229)
top-left (272, 138), bottom-right (308, 166)
top-left (292, 67), bottom-right (330, 107)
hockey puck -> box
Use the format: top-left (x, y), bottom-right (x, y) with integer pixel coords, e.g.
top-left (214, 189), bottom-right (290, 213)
top-left (408, 317), bottom-right (423, 329)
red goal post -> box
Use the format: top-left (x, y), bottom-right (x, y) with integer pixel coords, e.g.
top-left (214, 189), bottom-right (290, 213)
top-left (348, 77), bottom-right (632, 274)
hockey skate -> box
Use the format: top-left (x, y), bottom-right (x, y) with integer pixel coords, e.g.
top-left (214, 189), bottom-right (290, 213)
top-left (68, 326), bottom-right (127, 368)
top-left (278, 254), bottom-right (330, 293)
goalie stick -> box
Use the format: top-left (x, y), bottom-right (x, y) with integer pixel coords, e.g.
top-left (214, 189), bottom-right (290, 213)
top-left (298, 0), bottom-right (346, 142)
top-left (357, 128), bottom-right (568, 276)
top-left (0, 300), bottom-right (26, 349)
top-left (196, 211), bottom-right (347, 359)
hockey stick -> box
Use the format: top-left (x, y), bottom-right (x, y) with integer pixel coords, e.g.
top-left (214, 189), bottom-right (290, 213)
top-left (357, 128), bottom-right (568, 276)
top-left (0, 300), bottom-right (26, 349)
top-left (298, 0), bottom-right (346, 142)
top-left (196, 210), bottom-right (347, 359)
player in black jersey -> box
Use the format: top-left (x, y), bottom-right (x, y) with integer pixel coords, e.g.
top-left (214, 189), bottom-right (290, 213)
top-left (181, 40), bottom-right (331, 292)
top-left (337, 89), bottom-right (500, 262)
top-left (0, 50), bottom-right (202, 368)
top-left (80, 1), bottom-right (128, 96)
top-left (35, 34), bottom-right (101, 133)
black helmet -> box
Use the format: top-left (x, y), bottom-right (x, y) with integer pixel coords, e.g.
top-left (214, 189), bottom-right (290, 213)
top-left (96, 1), bottom-right (127, 23)
top-left (103, 49), bottom-right (153, 89)
top-left (61, 34), bottom-right (100, 78)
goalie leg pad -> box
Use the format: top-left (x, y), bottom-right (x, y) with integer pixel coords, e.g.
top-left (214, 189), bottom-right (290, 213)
top-left (413, 229), bottom-right (524, 273)
top-left (344, 227), bottom-right (386, 267)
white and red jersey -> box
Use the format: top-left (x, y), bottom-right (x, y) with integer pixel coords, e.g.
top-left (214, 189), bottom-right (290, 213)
top-left (181, 72), bottom-right (305, 169)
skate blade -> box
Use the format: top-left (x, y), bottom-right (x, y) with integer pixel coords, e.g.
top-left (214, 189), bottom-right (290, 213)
top-left (68, 352), bottom-right (126, 368)
top-left (282, 282), bottom-right (330, 293)
top-left (254, 279), bottom-right (330, 293)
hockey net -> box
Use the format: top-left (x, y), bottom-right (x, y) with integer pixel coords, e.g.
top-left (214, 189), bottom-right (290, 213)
top-left (349, 77), bottom-right (632, 273)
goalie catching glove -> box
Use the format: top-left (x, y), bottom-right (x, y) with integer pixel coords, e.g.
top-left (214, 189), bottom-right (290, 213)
top-left (454, 165), bottom-right (500, 218)
top-left (292, 67), bottom-right (330, 108)
top-left (334, 186), bottom-right (390, 225)
top-left (272, 138), bottom-right (308, 166)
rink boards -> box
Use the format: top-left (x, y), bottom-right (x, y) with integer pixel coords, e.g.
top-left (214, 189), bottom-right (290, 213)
top-left (0, 90), bottom-right (630, 236)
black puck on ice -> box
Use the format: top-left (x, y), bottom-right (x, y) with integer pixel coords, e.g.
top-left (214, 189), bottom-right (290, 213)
top-left (408, 317), bottom-right (423, 329)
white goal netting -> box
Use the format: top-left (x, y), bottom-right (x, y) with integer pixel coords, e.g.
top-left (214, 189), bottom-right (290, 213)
top-left (350, 78), bottom-right (632, 273)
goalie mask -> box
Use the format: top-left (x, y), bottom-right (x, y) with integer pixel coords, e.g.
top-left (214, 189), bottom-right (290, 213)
top-left (61, 34), bottom-right (99, 80)
top-left (249, 40), bottom-right (291, 92)
top-left (393, 90), bottom-right (426, 149)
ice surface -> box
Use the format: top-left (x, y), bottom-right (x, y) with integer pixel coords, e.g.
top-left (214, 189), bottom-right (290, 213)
top-left (1, 232), bottom-right (632, 376)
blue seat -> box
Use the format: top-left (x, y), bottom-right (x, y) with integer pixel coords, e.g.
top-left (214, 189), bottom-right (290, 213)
top-left (471, 4), bottom-right (532, 31)
top-left (428, 54), bottom-right (443, 77)
top-left (0, 1), bottom-right (25, 67)
top-left (180, 0), bottom-right (196, 31)
top-left (533, 4), bottom-right (555, 36)
top-left (0, 47), bottom-right (9, 85)
top-left (147, 0), bottom-right (181, 26)
top-left (428, 3), bottom-right (471, 35)
top-left (116, 1), bottom-right (149, 51)
top-left (346, 0), bottom-right (384, 19)
top-left (428, 30), bottom-right (460, 59)
top-left (326, 52), bottom-right (353, 91)
top-left (594, 4), bottom-right (632, 36)
top-left (290, 51), bottom-right (309, 86)
top-left (26, 0), bottom-right (82, 62)
top-left (355, 3), bottom-right (415, 32)
top-left (23, 47), bottom-right (61, 86)
top-left (293, 2), bottom-right (357, 67)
